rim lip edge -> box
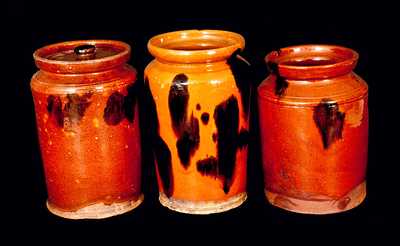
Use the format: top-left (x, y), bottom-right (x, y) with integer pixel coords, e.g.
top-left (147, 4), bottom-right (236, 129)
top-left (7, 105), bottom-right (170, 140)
top-left (265, 44), bottom-right (359, 78)
top-left (33, 40), bottom-right (131, 72)
top-left (147, 29), bottom-right (245, 63)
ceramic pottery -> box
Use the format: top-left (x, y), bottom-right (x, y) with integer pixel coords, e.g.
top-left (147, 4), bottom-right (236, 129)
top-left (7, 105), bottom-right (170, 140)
top-left (145, 30), bottom-right (252, 214)
top-left (258, 45), bottom-right (368, 214)
top-left (31, 40), bottom-right (143, 219)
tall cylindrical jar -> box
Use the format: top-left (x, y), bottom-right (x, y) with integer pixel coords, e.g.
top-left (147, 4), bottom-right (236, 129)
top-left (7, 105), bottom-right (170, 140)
top-left (31, 40), bottom-right (143, 219)
top-left (258, 45), bottom-right (368, 214)
top-left (145, 30), bottom-right (252, 214)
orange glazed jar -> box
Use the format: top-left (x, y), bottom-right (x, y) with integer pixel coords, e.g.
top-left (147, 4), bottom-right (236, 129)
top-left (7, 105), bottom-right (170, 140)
top-left (31, 40), bottom-right (143, 219)
top-left (145, 30), bottom-right (251, 214)
top-left (258, 45), bottom-right (368, 214)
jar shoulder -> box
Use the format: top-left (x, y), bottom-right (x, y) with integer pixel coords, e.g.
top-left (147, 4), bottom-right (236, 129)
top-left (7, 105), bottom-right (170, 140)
top-left (258, 72), bottom-right (368, 106)
top-left (31, 65), bottom-right (136, 94)
top-left (144, 60), bottom-right (235, 86)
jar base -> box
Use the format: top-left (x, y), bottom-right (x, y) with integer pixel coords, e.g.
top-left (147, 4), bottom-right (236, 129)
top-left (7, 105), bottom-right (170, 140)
top-left (265, 181), bottom-right (366, 214)
top-left (46, 194), bottom-right (144, 219)
top-left (159, 192), bottom-right (247, 215)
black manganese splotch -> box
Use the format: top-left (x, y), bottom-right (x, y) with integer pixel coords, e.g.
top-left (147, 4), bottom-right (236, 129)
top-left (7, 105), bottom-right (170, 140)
top-left (47, 95), bottom-right (64, 128)
top-left (200, 112), bottom-right (210, 125)
top-left (267, 57), bottom-right (288, 97)
top-left (197, 156), bottom-right (218, 178)
top-left (143, 78), bottom-right (174, 197)
top-left (103, 92), bottom-right (125, 125)
top-left (168, 73), bottom-right (189, 136)
top-left (227, 48), bottom-right (252, 116)
top-left (176, 113), bottom-right (200, 168)
top-left (123, 82), bottom-right (139, 123)
top-left (313, 98), bottom-right (345, 149)
top-left (213, 95), bottom-right (249, 193)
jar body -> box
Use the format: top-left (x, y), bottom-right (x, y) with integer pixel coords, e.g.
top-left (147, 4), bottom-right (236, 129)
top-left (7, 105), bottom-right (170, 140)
top-left (31, 65), bottom-right (143, 219)
top-left (145, 60), bottom-right (249, 214)
top-left (258, 67), bottom-right (368, 214)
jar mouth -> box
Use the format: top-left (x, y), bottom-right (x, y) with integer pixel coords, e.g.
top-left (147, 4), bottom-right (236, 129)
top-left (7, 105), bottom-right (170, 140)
top-left (265, 45), bottom-right (359, 79)
top-left (33, 40), bottom-right (131, 74)
top-left (147, 30), bottom-right (245, 63)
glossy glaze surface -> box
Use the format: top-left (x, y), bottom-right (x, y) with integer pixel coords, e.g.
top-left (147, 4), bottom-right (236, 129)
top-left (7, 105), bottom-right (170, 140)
top-left (258, 45), bottom-right (368, 214)
top-left (31, 40), bottom-right (142, 218)
top-left (145, 30), bottom-right (251, 213)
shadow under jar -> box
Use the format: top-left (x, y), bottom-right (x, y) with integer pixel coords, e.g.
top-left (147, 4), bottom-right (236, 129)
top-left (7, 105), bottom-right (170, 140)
top-left (145, 30), bottom-right (252, 214)
top-left (31, 40), bottom-right (143, 219)
top-left (258, 45), bottom-right (368, 214)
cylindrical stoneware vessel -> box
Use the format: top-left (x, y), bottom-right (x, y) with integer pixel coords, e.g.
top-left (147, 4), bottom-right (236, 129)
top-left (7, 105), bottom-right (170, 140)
top-left (145, 30), bottom-right (252, 214)
top-left (31, 40), bottom-right (143, 219)
top-left (258, 45), bottom-right (368, 214)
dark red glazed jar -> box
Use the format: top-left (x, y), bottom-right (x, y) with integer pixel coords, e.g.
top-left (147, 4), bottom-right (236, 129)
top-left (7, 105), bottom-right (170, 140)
top-left (258, 45), bottom-right (368, 214)
top-left (31, 40), bottom-right (143, 219)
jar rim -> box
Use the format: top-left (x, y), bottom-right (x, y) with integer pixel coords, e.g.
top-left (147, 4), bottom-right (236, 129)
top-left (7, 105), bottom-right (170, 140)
top-left (33, 40), bottom-right (131, 74)
top-left (147, 30), bottom-right (245, 63)
top-left (265, 45), bottom-right (359, 79)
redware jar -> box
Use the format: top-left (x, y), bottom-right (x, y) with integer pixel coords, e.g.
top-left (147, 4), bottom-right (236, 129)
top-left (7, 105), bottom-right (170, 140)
top-left (31, 40), bottom-right (143, 219)
top-left (258, 45), bottom-right (368, 214)
top-left (144, 30), bottom-right (252, 214)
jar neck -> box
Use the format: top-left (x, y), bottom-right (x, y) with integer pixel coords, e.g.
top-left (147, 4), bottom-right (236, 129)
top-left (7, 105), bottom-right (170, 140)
top-left (151, 58), bottom-right (231, 73)
top-left (31, 65), bottom-right (136, 94)
top-left (39, 65), bottom-right (133, 81)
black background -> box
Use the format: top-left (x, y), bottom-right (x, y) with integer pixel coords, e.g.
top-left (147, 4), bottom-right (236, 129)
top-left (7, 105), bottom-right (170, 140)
top-left (5, 0), bottom-right (393, 237)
